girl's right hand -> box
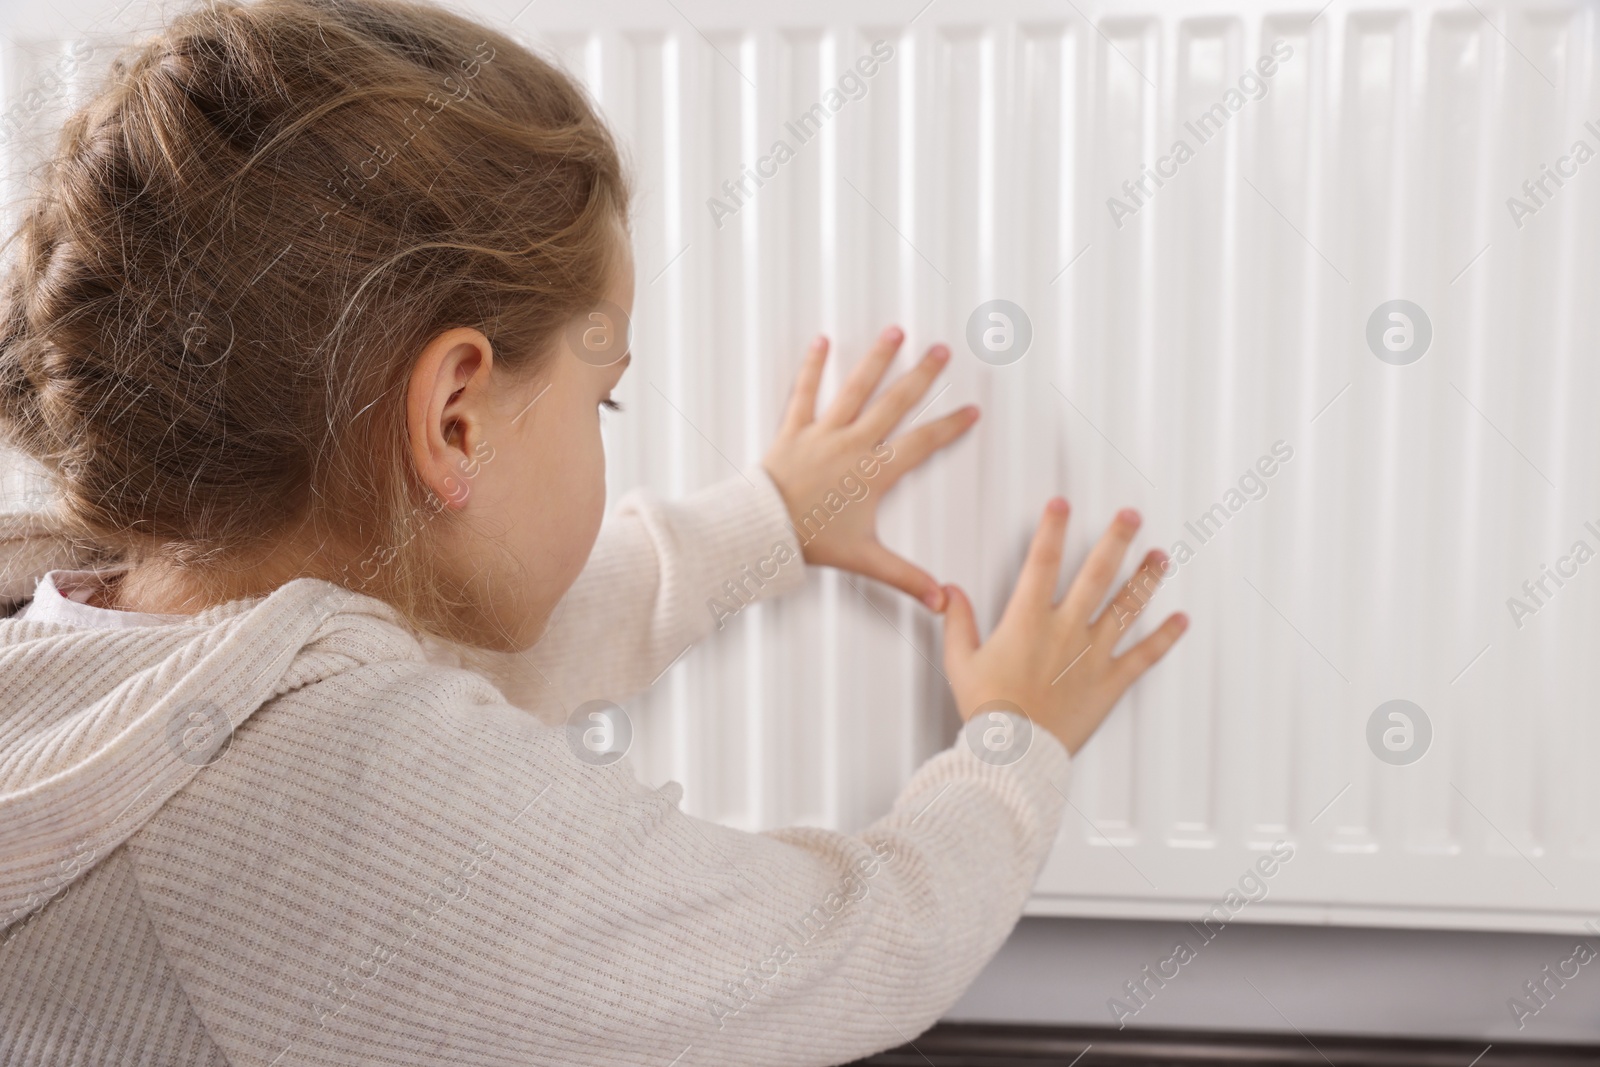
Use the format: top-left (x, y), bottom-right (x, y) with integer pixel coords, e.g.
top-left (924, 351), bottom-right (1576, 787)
top-left (942, 498), bottom-right (1188, 756)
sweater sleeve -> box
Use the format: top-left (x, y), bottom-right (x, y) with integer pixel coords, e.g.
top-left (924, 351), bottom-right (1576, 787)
top-left (698, 720), bottom-right (1074, 1062)
top-left (123, 662), bottom-right (1071, 1067)
top-left (452, 466), bottom-right (807, 715)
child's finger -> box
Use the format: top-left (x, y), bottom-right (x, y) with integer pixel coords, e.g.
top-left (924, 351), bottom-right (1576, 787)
top-left (856, 540), bottom-right (944, 610)
top-left (780, 335), bottom-right (830, 434)
top-left (942, 584), bottom-right (980, 666)
top-left (1109, 612), bottom-right (1189, 689)
top-left (1058, 509), bottom-right (1141, 623)
top-left (880, 405), bottom-right (978, 485)
top-left (1091, 549), bottom-right (1169, 641)
top-left (858, 343), bottom-right (951, 438)
top-left (1005, 497), bottom-right (1070, 619)
top-left (818, 325), bottom-right (904, 427)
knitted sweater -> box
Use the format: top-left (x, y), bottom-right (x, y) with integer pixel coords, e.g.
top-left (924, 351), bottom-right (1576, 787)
top-left (0, 469), bottom-right (1069, 1067)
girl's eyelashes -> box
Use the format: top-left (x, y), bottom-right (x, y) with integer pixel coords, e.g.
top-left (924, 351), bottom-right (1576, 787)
top-left (601, 397), bottom-right (623, 412)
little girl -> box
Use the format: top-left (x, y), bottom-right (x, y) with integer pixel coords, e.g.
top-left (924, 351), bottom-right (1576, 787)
top-left (0, 1), bottom-right (1186, 1063)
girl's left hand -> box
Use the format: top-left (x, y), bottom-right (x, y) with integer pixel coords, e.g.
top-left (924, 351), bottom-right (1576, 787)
top-left (761, 325), bottom-right (978, 612)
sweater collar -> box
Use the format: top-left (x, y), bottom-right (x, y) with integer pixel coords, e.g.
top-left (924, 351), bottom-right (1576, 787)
top-left (0, 511), bottom-right (427, 934)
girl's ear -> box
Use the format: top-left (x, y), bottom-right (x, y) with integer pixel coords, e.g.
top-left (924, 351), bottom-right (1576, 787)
top-left (406, 327), bottom-right (495, 510)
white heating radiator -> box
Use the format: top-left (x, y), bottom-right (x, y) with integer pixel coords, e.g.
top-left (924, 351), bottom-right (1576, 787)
top-left (4, 0), bottom-right (1598, 935)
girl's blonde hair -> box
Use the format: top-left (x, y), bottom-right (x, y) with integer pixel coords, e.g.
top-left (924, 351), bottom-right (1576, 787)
top-left (0, 0), bottom-right (630, 640)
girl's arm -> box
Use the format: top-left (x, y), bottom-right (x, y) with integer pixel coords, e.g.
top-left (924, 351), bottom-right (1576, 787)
top-left (121, 657), bottom-right (1071, 1067)
top-left (109, 492), bottom-right (1181, 1067)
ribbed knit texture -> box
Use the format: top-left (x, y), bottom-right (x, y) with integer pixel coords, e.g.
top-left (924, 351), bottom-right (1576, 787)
top-left (0, 469), bottom-right (1069, 1066)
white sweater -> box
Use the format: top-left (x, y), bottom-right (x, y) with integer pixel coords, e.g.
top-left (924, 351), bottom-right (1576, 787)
top-left (0, 470), bottom-right (1069, 1067)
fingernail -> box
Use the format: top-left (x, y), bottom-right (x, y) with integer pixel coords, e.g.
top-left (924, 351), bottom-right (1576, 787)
top-left (923, 585), bottom-right (946, 611)
top-left (814, 334), bottom-right (828, 348)
top-left (1150, 548), bottom-right (1168, 566)
top-left (1174, 613), bottom-right (1189, 631)
top-left (1118, 507), bottom-right (1141, 527)
top-left (1047, 496), bottom-right (1069, 515)
top-left (931, 345), bottom-right (950, 363)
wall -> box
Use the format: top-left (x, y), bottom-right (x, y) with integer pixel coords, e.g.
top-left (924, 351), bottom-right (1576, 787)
top-left (954, 917), bottom-right (1600, 1043)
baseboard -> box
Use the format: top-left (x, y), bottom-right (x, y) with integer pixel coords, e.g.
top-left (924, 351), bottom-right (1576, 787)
top-left (847, 1022), bottom-right (1600, 1066)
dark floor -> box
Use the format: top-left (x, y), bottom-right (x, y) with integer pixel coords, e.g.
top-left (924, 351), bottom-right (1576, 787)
top-left (847, 1023), bottom-right (1600, 1066)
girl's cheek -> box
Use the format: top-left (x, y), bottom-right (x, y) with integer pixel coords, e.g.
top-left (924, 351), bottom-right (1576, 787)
top-left (577, 438), bottom-right (608, 546)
